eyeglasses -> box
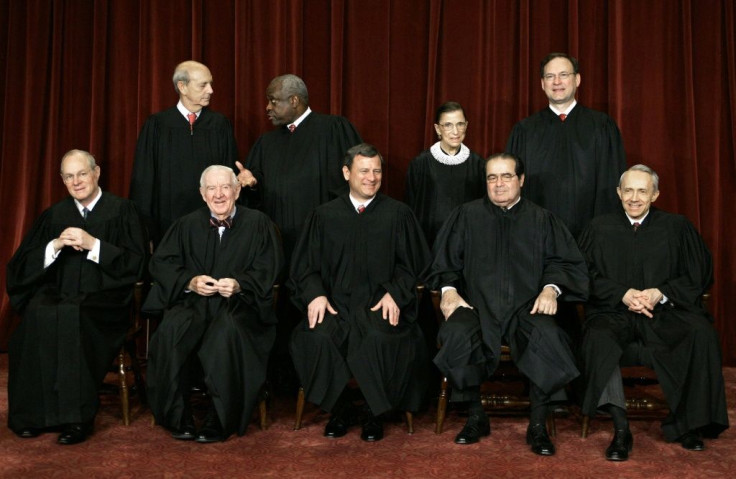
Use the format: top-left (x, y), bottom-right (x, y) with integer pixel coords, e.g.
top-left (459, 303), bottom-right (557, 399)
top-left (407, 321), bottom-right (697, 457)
top-left (543, 72), bottom-right (575, 82)
top-left (61, 169), bottom-right (92, 184)
top-left (438, 121), bottom-right (468, 132)
top-left (486, 173), bottom-right (517, 183)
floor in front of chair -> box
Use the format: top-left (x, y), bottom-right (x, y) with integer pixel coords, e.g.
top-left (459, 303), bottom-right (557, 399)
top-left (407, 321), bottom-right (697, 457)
top-left (0, 354), bottom-right (734, 479)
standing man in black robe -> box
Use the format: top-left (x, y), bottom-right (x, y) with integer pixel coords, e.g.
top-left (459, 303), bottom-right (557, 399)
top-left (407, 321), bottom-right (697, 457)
top-left (289, 143), bottom-right (430, 442)
top-left (130, 60), bottom-right (239, 247)
top-left (426, 153), bottom-right (589, 455)
top-left (235, 73), bottom-right (362, 393)
top-left (235, 73), bottom-right (362, 264)
top-left (506, 52), bottom-right (626, 239)
top-left (143, 165), bottom-right (283, 443)
top-left (578, 164), bottom-right (728, 461)
top-left (6, 149), bottom-right (147, 445)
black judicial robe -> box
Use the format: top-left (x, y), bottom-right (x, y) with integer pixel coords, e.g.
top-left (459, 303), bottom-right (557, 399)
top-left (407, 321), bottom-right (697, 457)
top-left (405, 148), bottom-right (486, 246)
top-left (143, 206), bottom-right (283, 437)
top-left (426, 197), bottom-right (589, 392)
top-left (130, 106), bottom-right (238, 245)
top-left (578, 208), bottom-right (729, 440)
top-left (506, 104), bottom-right (626, 238)
top-left (244, 112), bottom-right (362, 263)
top-left (6, 193), bottom-right (146, 431)
top-left (288, 194), bottom-right (431, 415)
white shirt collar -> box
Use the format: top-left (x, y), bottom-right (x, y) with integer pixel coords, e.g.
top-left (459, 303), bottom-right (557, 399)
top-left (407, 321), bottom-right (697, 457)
top-left (625, 211), bottom-right (649, 225)
top-left (549, 99), bottom-right (577, 116)
top-left (349, 193), bottom-right (375, 212)
top-left (177, 100), bottom-right (201, 119)
top-left (75, 188), bottom-right (102, 216)
top-left (288, 107), bottom-right (312, 130)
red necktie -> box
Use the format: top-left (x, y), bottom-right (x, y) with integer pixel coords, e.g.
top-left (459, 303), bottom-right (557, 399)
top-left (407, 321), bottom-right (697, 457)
top-left (357, 205), bottom-right (366, 214)
top-left (633, 222), bottom-right (640, 232)
top-left (288, 124), bottom-right (296, 133)
top-left (188, 113), bottom-right (196, 135)
top-left (559, 114), bottom-right (567, 122)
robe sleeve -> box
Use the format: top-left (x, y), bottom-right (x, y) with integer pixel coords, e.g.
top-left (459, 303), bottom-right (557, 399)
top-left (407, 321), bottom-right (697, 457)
top-left (231, 217), bottom-right (284, 323)
top-left (578, 222), bottom-right (630, 309)
top-left (287, 210), bottom-right (329, 311)
top-left (657, 217), bottom-right (713, 307)
top-left (593, 118), bottom-right (627, 217)
top-left (539, 214), bottom-right (589, 302)
top-left (129, 116), bottom-right (159, 238)
top-left (423, 206), bottom-right (467, 292)
top-left (379, 208), bottom-right (431, 317)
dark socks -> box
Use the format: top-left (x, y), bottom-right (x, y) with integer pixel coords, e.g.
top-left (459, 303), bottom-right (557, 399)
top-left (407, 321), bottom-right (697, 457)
top-left (607, 405), bottom-right (629, 431)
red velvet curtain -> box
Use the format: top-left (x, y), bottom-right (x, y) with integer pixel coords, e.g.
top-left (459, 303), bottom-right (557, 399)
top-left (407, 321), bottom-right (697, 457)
top-left (1, 0), bottom-right (734, 364)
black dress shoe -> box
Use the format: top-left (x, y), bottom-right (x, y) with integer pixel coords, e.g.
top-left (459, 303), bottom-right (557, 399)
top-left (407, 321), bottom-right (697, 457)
top-left (196, 409), bottom-right (225, 443)
top-left (324, 414), bottom-right (349, 438)
top-left (678, 431), bottom-right (705, 451)
top-left (360, 416), bottom-right (384, 442)
top-left (57, 423), bottom-right (91, 445)
top-left (171, 413), bottom-right (197, 441)
top-left (526, 423), bottom-right (555, 456)
top-left (454, 415), bottom-right (491, 445)
top-left (15, 427), bottom-right (41, 438)
top-left (605, 428), bottom-right (633, 461)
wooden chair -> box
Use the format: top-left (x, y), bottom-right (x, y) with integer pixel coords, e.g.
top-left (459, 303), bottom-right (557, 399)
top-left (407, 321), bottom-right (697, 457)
top-left (431, 290), bottom-right (556, 436)
top-left (579, 293), bottom-right (711, 437)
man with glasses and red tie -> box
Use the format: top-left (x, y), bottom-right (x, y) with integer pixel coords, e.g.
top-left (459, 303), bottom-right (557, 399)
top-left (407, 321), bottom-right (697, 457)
top-left (6, 149), bottom-right (147, 445)
top-left (506, 53), bottom-right (626, 239)
top-left (426, 153), bottom-right (589, 455)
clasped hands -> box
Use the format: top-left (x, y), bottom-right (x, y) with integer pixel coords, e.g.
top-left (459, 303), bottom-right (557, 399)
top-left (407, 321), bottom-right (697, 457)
top-left (53, 227), bottom-right (95, 252)
top-left (189, 275), bottom-right (241, 298)
top-left (307, 293), bottom-right (401, 329)
top-left (622, 288), bottom-right (663, 318)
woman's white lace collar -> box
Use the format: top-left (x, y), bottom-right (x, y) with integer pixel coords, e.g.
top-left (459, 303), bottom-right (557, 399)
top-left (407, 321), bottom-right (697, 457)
top-left (431, 142), bottom-right (470, 165)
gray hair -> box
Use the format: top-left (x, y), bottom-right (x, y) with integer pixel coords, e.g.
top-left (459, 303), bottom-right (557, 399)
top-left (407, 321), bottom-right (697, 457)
top-left (273, 74), bottom-right (309, 105)
top-left (620, 164), bottom-right (660, 192)
top-left (172, 61), bottom-right (207, 93)
top-left (60, 149), bottom-right (96, 173)
top-left (199, 165), bottom-right (239, 188)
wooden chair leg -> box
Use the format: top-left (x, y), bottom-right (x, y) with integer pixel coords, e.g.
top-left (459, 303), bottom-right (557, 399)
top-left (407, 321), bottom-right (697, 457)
top-left (435, 376), bottom-right (448, 434)
top-left (294, 386), bottom-right (305, 430)
top-left (405, 412), bottom-right (414, 434)
top-left (118, 348), bottom-right (130, 426)
top-left (546, 413), bottom-right (556, 438)
top-left (259, 399), bottom-right (268, 430)
top-left (581, 415), bottom-right (590, 438)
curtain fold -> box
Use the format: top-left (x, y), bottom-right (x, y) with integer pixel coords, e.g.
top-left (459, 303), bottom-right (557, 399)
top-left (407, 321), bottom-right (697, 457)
top-left (1, 0), bottom-right (735, 364)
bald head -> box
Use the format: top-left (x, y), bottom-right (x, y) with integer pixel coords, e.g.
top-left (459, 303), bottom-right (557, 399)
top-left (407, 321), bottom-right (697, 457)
top-left (173, 61), bottom-right (213, 112)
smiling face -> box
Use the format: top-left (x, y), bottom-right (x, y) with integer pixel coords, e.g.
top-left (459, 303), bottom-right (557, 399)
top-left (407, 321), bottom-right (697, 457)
top-left (60, 152), bottom-right (100, 207)
top-left (617, 170), bottom-right (659, 220)
top-left (540, 57), bottom-right (580, 110)
top-left (178, 65), bottom-right (214, 112)
top-left (343, 154), bottom-right (382, 202)
top-left (200, 168), bottom-right (241, 220)
top-left (434, 109), bottom-right (468, 153)
top-left (486, 157), bottom-right (524, 208)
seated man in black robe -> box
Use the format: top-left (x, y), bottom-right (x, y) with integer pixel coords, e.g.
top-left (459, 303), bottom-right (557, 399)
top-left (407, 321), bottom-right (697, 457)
top-left (578, 164), bottom-right (729, 461)
top-left (426, 153), bottom-right (589, 455)
top-left (6, 149), bottom-right (147, 445)
top-left (143, 165), bottom-right (283, 443)
top-left (289, 143), bottom-right (431, 442)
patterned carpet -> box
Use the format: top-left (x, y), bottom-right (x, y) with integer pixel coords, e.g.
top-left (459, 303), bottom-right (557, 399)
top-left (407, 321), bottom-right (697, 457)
top-left (0, 353), bottom-right (733, 479)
